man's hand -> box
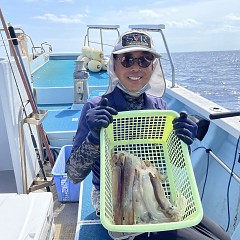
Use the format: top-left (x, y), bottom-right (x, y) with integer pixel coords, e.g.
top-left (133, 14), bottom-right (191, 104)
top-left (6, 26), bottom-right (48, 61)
top-left (86, 98), bottom-right (118, 145)
top-left (172, 111), bottom-right (198, 145)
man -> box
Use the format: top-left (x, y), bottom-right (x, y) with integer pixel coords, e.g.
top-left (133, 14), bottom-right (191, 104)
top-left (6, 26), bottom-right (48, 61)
top-left (66, 30), bottom-right (230, 240)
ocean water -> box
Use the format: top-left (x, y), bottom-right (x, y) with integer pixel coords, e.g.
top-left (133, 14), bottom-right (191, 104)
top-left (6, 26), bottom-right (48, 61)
top-left (161, 50), bottom-right (240, 111)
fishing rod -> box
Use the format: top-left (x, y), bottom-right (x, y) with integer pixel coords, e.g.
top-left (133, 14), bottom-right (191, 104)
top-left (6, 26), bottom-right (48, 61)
top-left (0, 8), bottom-right (54, 169)
top-left (0, 9), bottom-right (55, 193)
top-left (209, 111), bottom-right (240, 120)
top-left (0, 29), bottom-right (48, 193)
top-left (2, 22), bottom-right (50, 192)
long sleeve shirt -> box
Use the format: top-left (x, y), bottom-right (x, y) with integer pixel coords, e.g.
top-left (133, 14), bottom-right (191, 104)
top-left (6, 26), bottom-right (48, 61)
top-left (66, 87), bottom-right (168, 190)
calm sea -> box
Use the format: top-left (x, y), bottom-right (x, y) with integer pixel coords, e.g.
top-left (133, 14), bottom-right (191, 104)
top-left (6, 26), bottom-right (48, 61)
top-left (161, 50), bottom-right (240, 111)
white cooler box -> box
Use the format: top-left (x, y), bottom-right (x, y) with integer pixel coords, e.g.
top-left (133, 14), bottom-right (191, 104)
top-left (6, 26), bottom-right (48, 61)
top-left (0, 192), bottom-right (55, 240)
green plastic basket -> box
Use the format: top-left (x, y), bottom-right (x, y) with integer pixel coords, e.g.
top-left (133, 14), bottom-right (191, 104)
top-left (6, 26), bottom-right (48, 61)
top-left (100, 110), bottom-right (203, 232)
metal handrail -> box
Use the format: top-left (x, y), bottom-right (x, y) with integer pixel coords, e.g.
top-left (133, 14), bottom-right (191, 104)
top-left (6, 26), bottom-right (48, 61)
top-left (208, 150), bottom-right (240, 183)
top-left (129, 24), bottom-right (176, 87)
top-left (31, 46), bottom-right (44, 58)
top-left (84, 25), bottom-right (120, 52)
top-left (41, 42), bottom-right (53, 52)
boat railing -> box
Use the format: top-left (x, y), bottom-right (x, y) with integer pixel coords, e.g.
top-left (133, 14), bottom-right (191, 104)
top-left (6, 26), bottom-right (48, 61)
top-left (129, 24), bottom-right (176, 87)
top-left (23, 33), bottom-right (53, 58)
top-left (41, 41), bottom-right (53, 53)
top-left (0, 25), bottom-right (52, 59)
top-left (20, 33), bottom-right (43, 59)
top-left (29, 42), bottom-right (53, 59)
top-left (30, 41), bottom-right (53, 59)
top-left (84, 24), bottom-right (120, 52)
top-left (206, 149), bottom-right (240, 183)
top-left (15, 30), bottom-right (53, 58)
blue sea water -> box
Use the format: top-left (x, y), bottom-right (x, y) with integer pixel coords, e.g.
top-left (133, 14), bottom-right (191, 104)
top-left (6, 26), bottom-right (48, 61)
top-left (161, 50), bottom-right (240, 111)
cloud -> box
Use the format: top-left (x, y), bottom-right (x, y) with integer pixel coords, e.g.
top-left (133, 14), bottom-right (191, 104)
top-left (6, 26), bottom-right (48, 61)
top-left (215, 24), bottom-right (240, 33)
top-left (167, 18), bottom-right (200, 28)
top-left (33, 13), bottom-right (85, 23)
top-left (201, 24), bottom-right (240, 34)
top-left (225, 13), bottom-right (240, 21)
top-left (138, 9), bottom-right (162, 18)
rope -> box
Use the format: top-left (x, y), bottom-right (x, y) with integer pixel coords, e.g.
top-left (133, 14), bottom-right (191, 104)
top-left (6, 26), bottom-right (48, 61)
top-left (0, 37), bottom-right (18, 42)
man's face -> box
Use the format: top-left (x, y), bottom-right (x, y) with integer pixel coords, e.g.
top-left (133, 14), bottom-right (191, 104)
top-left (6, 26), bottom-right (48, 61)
top-left (114, 51), bottom-right (154, 93)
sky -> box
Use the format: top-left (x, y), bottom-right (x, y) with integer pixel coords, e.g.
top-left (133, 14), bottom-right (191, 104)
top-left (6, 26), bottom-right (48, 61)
top-left (1, 0), bottom-right (240, 55)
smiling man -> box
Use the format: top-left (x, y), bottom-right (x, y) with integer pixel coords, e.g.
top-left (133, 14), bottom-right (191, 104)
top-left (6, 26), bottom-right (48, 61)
top-left (66, 30), bottom-right (230, 240)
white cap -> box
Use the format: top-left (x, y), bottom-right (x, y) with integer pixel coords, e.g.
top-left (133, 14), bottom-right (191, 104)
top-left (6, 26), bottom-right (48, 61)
top-left (112, 30), bottom-right (161, 58)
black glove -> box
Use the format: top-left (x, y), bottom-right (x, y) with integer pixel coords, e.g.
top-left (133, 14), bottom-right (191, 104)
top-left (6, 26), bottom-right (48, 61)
top-left (86, 98), bottom-right (118, 145)
top-left (172, 111), bottom-right (198, 145)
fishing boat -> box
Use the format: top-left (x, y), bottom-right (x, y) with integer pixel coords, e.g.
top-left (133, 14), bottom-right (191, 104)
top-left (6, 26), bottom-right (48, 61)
top-left (0, 10), bottom-right (239, 239)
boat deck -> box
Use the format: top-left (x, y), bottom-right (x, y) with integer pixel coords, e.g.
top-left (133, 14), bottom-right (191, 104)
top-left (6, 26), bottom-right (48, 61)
top-left (51, 185), bottom-right (79, 240)
top-left (75, 173), bottom-right (111, 240)
top-left (45, 169), bottom-right (110, 240)
top-left (35, 71), bottom-right (109, 147)
top-left (38, 163), bottom-right (78, 240)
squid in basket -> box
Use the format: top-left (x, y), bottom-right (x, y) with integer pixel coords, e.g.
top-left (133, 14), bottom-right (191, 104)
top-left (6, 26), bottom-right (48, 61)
top-left (110, 151), bottom-right (187, 225)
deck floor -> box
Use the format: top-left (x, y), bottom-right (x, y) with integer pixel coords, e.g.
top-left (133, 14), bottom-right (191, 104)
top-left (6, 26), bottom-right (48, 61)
top-left (51, 184), bottom-right (78, 240)
top-left (75, 173), bottom-right (112, 240)
top-left (38, 164), bottom-right (78, 240)
top-left (45, 168), bottom-right (112, 240)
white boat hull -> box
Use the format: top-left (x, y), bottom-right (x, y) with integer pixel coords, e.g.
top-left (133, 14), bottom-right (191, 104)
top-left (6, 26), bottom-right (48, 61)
top-left (0, 192), bottom-right (55, 240)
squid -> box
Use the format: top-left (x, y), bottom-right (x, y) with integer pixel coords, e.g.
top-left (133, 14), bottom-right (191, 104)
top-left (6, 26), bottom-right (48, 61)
top-left (144, 160), bottom-right (167, 181)
top-left (149, 172), bottom-right (181, 221)
top-left (111, 152), bottom-right (123, 225)
top-left (110, 151), bottom-right (184, 226)
top-left (121, 152), bottom-right (135, 225)
top-left (132, 170), bottom-right (151, 224)
top-left (139, 168), bottom-right (172, 222)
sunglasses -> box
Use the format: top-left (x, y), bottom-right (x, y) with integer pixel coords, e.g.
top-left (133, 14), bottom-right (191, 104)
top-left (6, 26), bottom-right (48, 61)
top-left (116, 54), bottom-right (155, 68)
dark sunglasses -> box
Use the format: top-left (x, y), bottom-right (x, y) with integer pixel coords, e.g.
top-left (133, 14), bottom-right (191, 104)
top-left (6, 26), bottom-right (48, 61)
top-left (116, 54), bottom-right (155, 68)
